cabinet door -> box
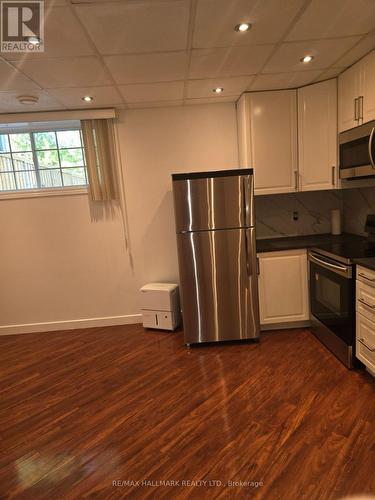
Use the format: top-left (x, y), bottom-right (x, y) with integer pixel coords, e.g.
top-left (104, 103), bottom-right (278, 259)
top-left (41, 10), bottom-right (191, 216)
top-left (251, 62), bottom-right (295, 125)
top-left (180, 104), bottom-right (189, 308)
top-left (338, 62), bottom-right (362, 132)
top-left (356, 313), bottom-right (375, 374)
top-left (362, 50), bottom-right (375, 124)
top-left (258, 249), bottom-right (309, 325)
top-left (298, 79), bottom-right (337, 191)
top-left (248, 90), bottom-right (297, 195)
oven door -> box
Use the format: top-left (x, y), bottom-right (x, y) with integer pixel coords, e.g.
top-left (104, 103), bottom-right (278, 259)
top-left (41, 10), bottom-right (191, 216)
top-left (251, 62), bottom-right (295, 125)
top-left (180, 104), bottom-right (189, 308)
top-left (339, 121), bottom-right (375, 179)
top-left (309, 252), bottom-right (355, 345)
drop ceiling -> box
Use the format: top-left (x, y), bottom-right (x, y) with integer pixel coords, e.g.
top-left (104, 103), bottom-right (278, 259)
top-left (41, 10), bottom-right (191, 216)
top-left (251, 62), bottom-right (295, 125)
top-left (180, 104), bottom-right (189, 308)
top-left (0, 0), bottom-right (375, 112)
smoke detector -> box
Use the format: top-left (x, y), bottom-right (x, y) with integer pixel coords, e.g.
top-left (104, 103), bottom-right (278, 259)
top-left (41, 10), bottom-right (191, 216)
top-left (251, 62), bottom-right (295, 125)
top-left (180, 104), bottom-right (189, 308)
top-left (17, 95), bottom-right (39, 105)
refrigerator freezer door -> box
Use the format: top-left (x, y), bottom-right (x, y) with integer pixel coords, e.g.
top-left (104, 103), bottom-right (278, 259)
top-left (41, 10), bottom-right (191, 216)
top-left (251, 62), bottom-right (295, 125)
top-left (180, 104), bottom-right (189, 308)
top-left (173, 173), bottom-right (255, 233)
top-left (177, 227), bottom-right (260, 344)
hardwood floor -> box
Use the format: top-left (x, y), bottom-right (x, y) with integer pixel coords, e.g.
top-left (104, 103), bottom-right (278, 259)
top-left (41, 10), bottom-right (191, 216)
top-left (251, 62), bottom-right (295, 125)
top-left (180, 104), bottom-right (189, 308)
top-left (1, 325), bottom-right (375, 499)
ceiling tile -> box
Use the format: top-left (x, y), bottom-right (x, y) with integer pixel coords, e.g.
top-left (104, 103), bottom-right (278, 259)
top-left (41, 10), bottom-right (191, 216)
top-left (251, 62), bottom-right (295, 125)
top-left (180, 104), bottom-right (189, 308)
top-left (126, 100), bottom-right (184, 110)
top-left (314, 67), bottom-right (345, 81)
top-left (186, 76), bottom-right (253, 98)
top-left (104, 51), bottom-right (187, 85)
top-left (193, 0), bottom-right (302, 48)
top-left (46, 86), bottom-right (123, 107)
top-left (263, 38), bottom-right (361, 74)
top-left (2, 7), bottom-right (94, 61)
top-left (286, 0), bottom-right (375, 41)
top-left (334, 32), bottom-right (375, 68)
top-left (185, 96), bottom-right (238, 105)
top-left (250, 70), bottom-right (323, 91)
top-left (75, 1), bottom-right (190, 54)
top-left (0, 61), bottom-right (39, 90)
top-left (189, 45), bottom-right (274, 79)
top-left (119, 81), bottom-right (184, 103)
top-left (11, 57), bottom-right (113, 88)
top-left (0, 90), bottom-right (63, 112)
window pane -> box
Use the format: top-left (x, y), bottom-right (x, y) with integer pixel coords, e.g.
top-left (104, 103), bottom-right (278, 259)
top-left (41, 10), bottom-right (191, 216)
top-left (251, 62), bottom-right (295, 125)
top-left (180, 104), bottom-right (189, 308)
top-left (0, 153), bottom-right (13, 172)
top-left (34, 131), bottom-right (57, 150)
top-left (59, 148), bottom-right (84, 167)
top-left (12, 152), bottom-right (34, 171)
top-left (0, 135), bottom-right (10, 152)
top-left (37, 150), bottom-right (60, 169)
top-left (0, 172), bottom-right (16, 190)
top-left (40, 169), bottom-right (63, 188)
top-left (15, 171), bottom-right (37, 189)
top-left (57, 130), bottom-right (81, 148)
top-left (62, 168), bottom-right (86, 186)
top-left (9, 133), bottom-right (32, 152)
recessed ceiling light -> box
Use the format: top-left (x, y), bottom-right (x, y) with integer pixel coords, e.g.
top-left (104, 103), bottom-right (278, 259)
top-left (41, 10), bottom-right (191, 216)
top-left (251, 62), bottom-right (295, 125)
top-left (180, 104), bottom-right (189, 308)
top-left (28, 36), bottom-right (41, 45)
top-left (82, 96), bottom-right (93, 102)
top-left (17, 95), bottom-right (38, 105)
top-left (235, 23), bottom-right (251, 32)
top-left (213, 87), bottom-right (224, 94)
top-left (300, 55), bottom-right (314, 63)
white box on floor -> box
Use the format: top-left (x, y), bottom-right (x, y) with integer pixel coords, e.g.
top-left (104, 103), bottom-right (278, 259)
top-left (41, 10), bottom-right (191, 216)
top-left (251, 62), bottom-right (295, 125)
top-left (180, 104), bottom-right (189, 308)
top-left (140, 283), bottom-right (180, 331)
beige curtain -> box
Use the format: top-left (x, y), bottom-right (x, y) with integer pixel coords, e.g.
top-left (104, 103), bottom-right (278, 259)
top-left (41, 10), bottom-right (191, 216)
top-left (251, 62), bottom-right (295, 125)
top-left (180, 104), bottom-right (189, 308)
top-left (81, 118), bottom-right (119, 201)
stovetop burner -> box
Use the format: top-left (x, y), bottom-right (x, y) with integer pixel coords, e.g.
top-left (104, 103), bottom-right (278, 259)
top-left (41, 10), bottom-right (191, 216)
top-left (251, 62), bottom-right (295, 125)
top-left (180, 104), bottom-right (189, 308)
top-left (311, 235), bottom-right (375, 265)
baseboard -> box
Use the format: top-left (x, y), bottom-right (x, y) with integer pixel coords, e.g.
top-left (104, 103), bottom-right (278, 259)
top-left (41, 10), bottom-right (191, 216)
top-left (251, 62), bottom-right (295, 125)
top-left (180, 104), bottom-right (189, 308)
top-left (261, 320), bottom-right (311, 331)
top-left (0, 314), bottom-right (142, 336)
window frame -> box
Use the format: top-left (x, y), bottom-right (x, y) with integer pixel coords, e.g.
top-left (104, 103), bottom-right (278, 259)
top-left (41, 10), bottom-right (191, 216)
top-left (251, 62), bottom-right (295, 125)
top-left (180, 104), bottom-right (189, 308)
top-left (0, 126), bottom-right (89, 199)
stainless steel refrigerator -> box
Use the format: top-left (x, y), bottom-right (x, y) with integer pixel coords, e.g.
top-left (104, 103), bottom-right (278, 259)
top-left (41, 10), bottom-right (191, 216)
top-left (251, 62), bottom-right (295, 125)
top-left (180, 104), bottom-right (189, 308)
top-left (172, 168), bottom-right (260, 346)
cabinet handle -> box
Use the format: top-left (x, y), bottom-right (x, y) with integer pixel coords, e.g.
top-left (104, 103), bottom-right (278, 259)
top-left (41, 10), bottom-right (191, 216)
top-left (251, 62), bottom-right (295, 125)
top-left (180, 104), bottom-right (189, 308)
top-left (359, 95), bottom-right (364, 121)
top-left (358, 272), bottom-right (375, 283)
top-left (294, 171), bottom-right (298, 191)
top-left (358, 338), bottom-right (375, 352)
top-left (331, 166), bottom-right (335, 186)
top-left (354, 97), bottom-right (359, 121)
top-left (358, 297), bottom-right (375, 309)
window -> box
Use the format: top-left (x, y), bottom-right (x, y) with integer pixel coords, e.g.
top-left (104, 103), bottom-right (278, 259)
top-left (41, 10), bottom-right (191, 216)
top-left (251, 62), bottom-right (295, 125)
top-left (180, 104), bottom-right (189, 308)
top-left (0, 127), bottom-right (87, 192)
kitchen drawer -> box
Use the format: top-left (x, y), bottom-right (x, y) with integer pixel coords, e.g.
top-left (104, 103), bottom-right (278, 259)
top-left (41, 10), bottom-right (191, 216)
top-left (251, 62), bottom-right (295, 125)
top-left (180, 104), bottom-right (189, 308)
top-left (357, 266), bottom-right (375, 287)
top-left (356, 280), bottom-right (375, 322)
top-left (356, 312), bottom-right (375, 373)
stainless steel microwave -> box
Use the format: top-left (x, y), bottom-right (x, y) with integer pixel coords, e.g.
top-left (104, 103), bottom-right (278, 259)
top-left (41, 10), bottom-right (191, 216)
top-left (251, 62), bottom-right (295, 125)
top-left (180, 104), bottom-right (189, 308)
top-left (339, 120), bottom-right (375, 179)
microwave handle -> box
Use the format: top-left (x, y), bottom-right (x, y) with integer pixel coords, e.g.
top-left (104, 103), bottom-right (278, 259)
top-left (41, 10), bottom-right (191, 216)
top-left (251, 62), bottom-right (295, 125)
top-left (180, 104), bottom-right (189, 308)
top-left (369, 127), bottom-right (375, 169)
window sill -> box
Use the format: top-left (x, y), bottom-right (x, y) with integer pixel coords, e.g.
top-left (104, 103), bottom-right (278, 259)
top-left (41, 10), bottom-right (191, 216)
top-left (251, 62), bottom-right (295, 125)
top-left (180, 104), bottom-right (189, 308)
top-left (0, 186), bottom-right (88, 200)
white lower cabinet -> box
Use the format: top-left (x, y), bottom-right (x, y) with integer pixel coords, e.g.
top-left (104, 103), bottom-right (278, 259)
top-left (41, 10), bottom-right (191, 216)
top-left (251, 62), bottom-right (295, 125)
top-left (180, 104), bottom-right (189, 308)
top-left (356, 314), bottom-right (375, 374)
top-left (257, 249), bottom-right (309, 328)
top-left (356, 266), bottom-right (375, 376)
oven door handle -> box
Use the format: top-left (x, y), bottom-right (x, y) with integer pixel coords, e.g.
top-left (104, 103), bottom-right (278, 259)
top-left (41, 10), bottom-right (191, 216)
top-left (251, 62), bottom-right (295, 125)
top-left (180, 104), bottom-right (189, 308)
top-left (309, 252), bottom-right (349, 273)
top-left (369, 127), bottom-right (375, 169)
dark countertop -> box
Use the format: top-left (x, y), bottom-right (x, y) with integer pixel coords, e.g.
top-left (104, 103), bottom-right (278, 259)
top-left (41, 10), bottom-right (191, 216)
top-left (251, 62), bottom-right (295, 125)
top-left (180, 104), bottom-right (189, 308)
top-left (353, 257), bottom-right (375, 271)
top-left (256, 233), bottom-right (366, 253)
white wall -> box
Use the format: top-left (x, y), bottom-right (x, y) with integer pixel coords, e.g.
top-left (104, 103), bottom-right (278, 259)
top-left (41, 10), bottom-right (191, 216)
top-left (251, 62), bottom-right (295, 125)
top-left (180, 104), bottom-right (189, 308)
top-left (0, 102), bottom-right (239, 333)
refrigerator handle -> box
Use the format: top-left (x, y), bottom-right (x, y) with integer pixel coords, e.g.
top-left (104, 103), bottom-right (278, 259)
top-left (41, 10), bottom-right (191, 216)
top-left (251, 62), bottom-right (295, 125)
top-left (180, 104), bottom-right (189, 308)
top-left (244, 229), bottom-right (253, 277)
top-left (242, 176), bottom-right (250, 226)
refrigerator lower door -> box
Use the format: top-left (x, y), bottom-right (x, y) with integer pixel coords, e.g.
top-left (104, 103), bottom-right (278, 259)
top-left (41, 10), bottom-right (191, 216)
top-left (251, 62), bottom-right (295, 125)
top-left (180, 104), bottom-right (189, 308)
top-left (176, 227), bottom-right (260, 344)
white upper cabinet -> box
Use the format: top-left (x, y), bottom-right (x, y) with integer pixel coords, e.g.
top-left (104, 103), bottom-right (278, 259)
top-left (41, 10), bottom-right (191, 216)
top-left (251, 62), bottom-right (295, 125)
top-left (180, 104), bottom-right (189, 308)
top-left (338, 49), bottom-right (375, 132)
top-left (298, 79), bottom-right (338, 191)
top-left (338, 61), bottom-right (362, 132)
top-left (362, 50), bottom-right (375, 124)
top-left (237, 90), bottom-right (297, 195)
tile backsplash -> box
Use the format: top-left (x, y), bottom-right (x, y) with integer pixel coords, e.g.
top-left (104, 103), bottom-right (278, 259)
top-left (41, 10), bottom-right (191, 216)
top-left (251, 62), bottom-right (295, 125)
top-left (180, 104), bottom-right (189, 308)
top-left (255, 190), bottom-right (343, 239)
top-left (342, 187), bottom-right (375, 235)
top-left (255, 186), bottom-right (375, 239)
